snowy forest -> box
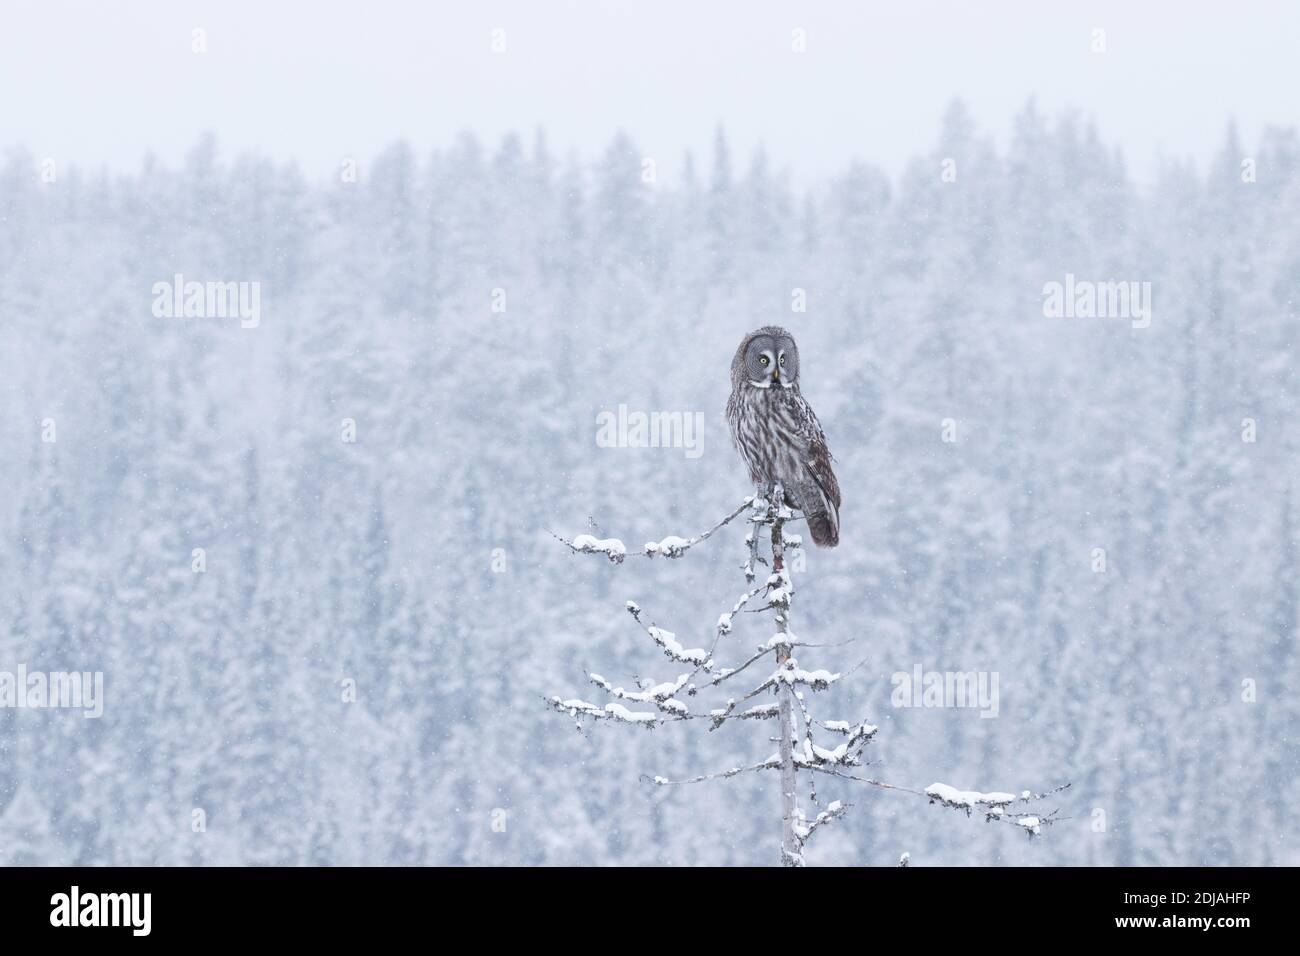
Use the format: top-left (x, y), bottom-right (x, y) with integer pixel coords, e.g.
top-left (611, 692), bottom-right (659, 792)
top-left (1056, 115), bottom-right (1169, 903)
top-left (0, 101), bottom-right (1297, 865)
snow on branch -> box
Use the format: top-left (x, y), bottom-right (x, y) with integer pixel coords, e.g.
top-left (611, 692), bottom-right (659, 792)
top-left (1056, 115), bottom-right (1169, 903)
top-left (563, 534), bottom-right (628, 563)
top-left (707, 700), bottom-right (779, 730)
top-left (646, 754), bottom-right (783, 786)
top-left (695, 657), bottom-right (756, 692)
top-left (744, 657), bottom-right (840, 700)
top-left (924, 782), bottom-right (1073, 835)
top-left (810, 767), bottom-right (1071, 838)
top-left (715, 577), bottom-right (772, 635)
top-left (924, 783), bottom-right (1018, 811)
top-left (625, 602), bottom-right (710, 667)
top-left (546, 696), bottom-right (661, 727)
top-left (555, 498), bottom-right (753, 563)
top-left (643, 498), bottom-right (753, 558)
top-left (798, 719), bottom-right (878, 768)
top-left (790, 799), bottom-right (851, 859)
top-left (589, 672), bottom-right (691, 717)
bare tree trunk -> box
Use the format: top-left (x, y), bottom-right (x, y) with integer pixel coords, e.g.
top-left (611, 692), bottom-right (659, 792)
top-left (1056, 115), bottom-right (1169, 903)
top-left (772, 511), bottom-right (800, 866)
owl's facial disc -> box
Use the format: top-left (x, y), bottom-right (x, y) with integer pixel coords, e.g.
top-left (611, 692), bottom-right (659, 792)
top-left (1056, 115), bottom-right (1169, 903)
top-left (742, 331), bottom-right (798, 388)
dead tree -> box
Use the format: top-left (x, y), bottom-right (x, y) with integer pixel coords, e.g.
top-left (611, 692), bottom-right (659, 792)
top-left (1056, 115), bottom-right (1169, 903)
top-left (548, 489), bottom-right (1067, 866)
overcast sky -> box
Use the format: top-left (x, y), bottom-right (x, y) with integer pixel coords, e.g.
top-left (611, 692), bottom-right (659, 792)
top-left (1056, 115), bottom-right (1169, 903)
top-left (3, 0), bottom-right (1296, 185)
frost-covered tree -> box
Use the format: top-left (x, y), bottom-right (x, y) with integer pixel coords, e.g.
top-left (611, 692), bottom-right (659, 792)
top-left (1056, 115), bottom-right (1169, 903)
top-left (550, 489), bottom-right (1066, 865)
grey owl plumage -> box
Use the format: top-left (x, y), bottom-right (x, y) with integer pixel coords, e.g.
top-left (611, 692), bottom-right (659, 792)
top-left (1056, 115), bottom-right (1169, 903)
top-left (726, 326), bottom-right (841, 547)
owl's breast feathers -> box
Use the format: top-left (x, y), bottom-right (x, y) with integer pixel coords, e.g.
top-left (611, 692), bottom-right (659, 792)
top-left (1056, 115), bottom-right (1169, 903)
top-left (726, 383), bottom-right (841, 547)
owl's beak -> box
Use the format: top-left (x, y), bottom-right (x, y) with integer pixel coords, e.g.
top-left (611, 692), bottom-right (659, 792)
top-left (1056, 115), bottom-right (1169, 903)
top-left (771, 368), bottom-right (780, 383)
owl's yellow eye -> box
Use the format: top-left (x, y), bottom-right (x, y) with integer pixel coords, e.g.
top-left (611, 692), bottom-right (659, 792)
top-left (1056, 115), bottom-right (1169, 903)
top-left (779, 355), bottom-right (785, 365)
top-left (759, 356), bottom-right (769, 366)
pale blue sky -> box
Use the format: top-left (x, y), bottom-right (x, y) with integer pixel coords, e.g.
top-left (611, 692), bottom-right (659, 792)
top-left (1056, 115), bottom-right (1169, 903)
top-left (2, 0), bottom-right (1295, 183)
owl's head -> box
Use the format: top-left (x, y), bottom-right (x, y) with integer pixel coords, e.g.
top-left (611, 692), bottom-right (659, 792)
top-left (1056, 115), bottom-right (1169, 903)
top-left (733, 326), bottom-right (800, 390)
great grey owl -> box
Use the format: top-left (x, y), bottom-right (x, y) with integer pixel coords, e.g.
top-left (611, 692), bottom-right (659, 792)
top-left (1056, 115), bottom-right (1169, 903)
top-left (726, 326), bottom-right (841, 547)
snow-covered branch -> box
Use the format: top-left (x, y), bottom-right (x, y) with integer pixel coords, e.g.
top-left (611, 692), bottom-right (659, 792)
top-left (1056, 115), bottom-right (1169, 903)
top-left (808, 767), bottom-right (1071, 837)
top-left (791, 800), bottom-right (851, 850)
top-left (643, 498), bottom-right (753, 558)
top-left (555, 498), bottom-right (753, 564)
top-left (589, 672), bottom-right (690, 718)
top-left (923, 782), bottom-right (1072, 835)
top-left (625, 602), bottom-right (710, 667)
top-left (645, 755), bottom-right (782, 786)
top-left (706, 699), bottom-right (779, 730)
top-left (743, 656), bottom-right (840, 699)
top-left (560, 533), bottom-right (629, 563)
top-left (546, 696), bottom-right (661, 727)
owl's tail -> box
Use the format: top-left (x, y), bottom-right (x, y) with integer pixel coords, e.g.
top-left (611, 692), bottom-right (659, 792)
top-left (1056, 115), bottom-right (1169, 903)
top-left (806, 508), bottom-right (839, 548)
top-left (790, 473), bottom-right (840, 548)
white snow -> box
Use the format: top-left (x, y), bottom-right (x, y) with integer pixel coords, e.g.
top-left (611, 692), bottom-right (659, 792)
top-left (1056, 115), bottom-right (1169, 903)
top-left (646, 626), bottom-right (708, 665)
top-left (759, 632), bottom-right (797, 651)
top-left (570, 534), bottom-right (627, 562)
top-left (550, 696), bottom-right (657, 725)
top-left (603, 703), bottom-right (657, 723)
top-left (644, 535), bottom-right (691, 557)
top-left (924, 783), bottom-right (1018, 809)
